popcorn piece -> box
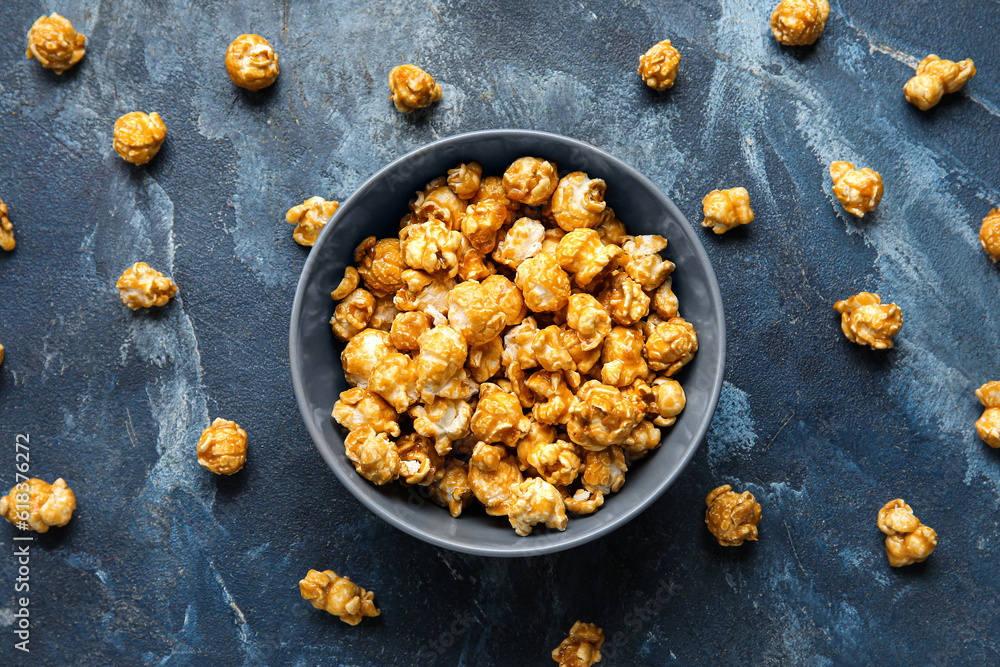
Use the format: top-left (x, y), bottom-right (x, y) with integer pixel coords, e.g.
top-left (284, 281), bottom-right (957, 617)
top-left (552, 621), bottom-right (605, 667)
top-left (341, 329), bottom-right (396, 388)
top-left (355, 237), bottom-right (406, 297)
top-left (601, 326), bottom-right (648, 387)
top-left (567, 380), bottom-right (641, 450)
top-left (113, 112), bottom-right (167, 165)
top-left (493, 217), bottom-right (545, 269)
top-left (638, 39), bottom-right (680, 91)
top-left (525, 436), bottom-right (584, 487)
top-left (368, 353), bottom-right (420, 413)
top-left (706, 485), bottom-right (761, 546)
top-left (502, 157), bottom-right (559, 207)
top-left (623, 419), bottom-right (662, 460)
top-left (0, 199), bottom-right (15, 252)
top-left (333, 387), bottom-right (401, 437)
top-left (598, 273), bottom-right (650, 326)
top-left (0, 343), bottom-right (4, 366)
top-left (388, 64), bottom-right (442, 113)
top-left (650, 377), bottom-right (685, 427)
top-left (560, 328), bottom-right (601, 376)
top-left (596, 210), bottom-right (628, 246)
top-left (467, 336), bottom-right (503, 384)
top-left (368, 295), bottom-right (399, 332)
top-left (516, 254), bottom-right (571, 312)
top-left (550, 172), bottom-right (607, 232)
top-left (447, 162), bottom-right (482, 200)
top-left (400, 219), bottom-right (463, 276)
top-left (769, 0), bottom-right (830, 46)
top-left (526, 370), bottom-right (575, 425)
top-left (830, 162), bottom-right (884, 217)
top-left (562, 488), bottom-right (605, 515)
top-left (299, 570), bottom-right (379, 625)
top-left (429, 457), bottom-right (473, 516)
top-left (621, 236), bottom-right (674, 291)
top-left (508, 478), bottom-right (568, 536)
top-left (411, 179), bottom-right (467, 230)
top-left (503, 316), bottom-right (540, 370)
top-left (482, 274), bottom-right (527, 326)
top-left (286, 197), bottom-right (339, 247)
top-left (833, 292), bottom-right (902, 350)
top-left (116, 261), bottom-right (178, 309)
top-left (462, 200), bottom-right (508, 254)
top-left (330, 288), bottom-right (375, 341)
top-left (0, 478), bottom-right (75, 533)
top-left (468, 444), bottom-right (523, 516)
top-left (416, 325), bottom-right (470, 401)
top-left (410, 398), bottom-right (473, 456)
top-left (472, 175), bottom-right (519, 220)
top-left (904, 55), bottom-right (977, 111)
top-left (979, 209), bottom-right (1000, 262)
top-left (651, 277), bottom-right (679, 319)
top-left (644, 317), bottom-right (698, 375)
top-left (396, 433), bottom-right (443, 485)
top-left (225, 34), bottom-right (279, 91)
top-left (582, 446), bottom-right (627, 495)
top-left (471, 383), bottom-right (531, 446)
top-left (197, 418), bottom-right (248, 475)
top-left (702, 187), bottom-right (753, 234)
top-left (344, 425), bottom-right (399, 485)
top-left (448, 280), bottom-right (506, 345)
top-left (389, 311), bottom-right (431, 351)
top-left (975, 381), bottom-right (1000, 448)
top-left (331, 266), bottom-right (360, 300)
top-left (877, 499), bottom-right (938, 567)
top-left (516, 420), bottom-right (557, 470)
top-left (394, 269), bottom-right (455, 318)
top-left (25, 13), bottom-right (85, 74)
top-left (566, 294), bottom-right (612, 351)
top-left (555, 229), bottom-right (622, 288)
top-left (533, 326), bottom-right (575, 373)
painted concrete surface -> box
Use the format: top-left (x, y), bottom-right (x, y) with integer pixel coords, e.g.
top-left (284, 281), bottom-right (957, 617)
top-left (0, 1), bottom-right (998, 664)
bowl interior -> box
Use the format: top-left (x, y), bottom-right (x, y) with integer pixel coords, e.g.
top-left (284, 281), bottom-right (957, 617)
top-left (290, 130), bottom-right (725, 557)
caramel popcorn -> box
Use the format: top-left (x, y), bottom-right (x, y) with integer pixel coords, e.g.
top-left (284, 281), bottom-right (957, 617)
top-left (394, 269), bottom-right (455, 317)
top-left (471, 383), bottom-right (531, 446)
top-left (877, 499), bottom-right (938, 567)
top-left (462, 200), bottom-right (508, 254)
top-left (396, 433), bottom-right (443, 485)
top-left (701, 187), bottom-right (753, 234)
top-left (979, 209), bottom-right (1000, 262)
top-left (369, 295), bottom-right (400, 332)
top-left (482, 274), bottom-right (527, 326)
top-left (651, 277), bottom-right (679, 319)
top-left (830, 162), bottom-right (884, 217)
top-left (562, 488), bottom-right (605, 515)
top-left (526, 370), bottom-right (575, 425)
top-left (975, 381), bottom-right (1000, 448)
top-left (560, 328), bottom-right (601, 375)
top-left (600, 326), bottom-right (648, 387)
top-left (769, 0), bottom-right (830, 46)
top-left (299, 570), bottom-right (379, 625)
top-left (904, 55), bottom-right (977, 111)
top-left (25, 13), bottom-right (85, 74)
top-left (331, 288), bottom-right (376, 341)
top-left (400, 219), bottom-right (463, 276)
top-left (566, 294), bottom-right (611, 351)
top-left (645, 317), bottom-right (698, 375)
top-left (472, 175), bottom-right (519, 219)
top-left (516, 254), bottom-right (571, 312)
top-left (493, 217), bottom-right (545, 269)
top-left (705, 485), bottom-right (761, 547)
top-left (468, 444), bottom-right (523, 515)
top-left (650, 377), bottom-right (685, 427)
top-left (116, 261), bottom-right (178, 310)
top-left (0, 343), bottom-right (4, 366)
top-left (598, 273), bottom-right (650, 326)
top-left (411, 179), bottom-right (467, 230)
top-left (552, 621), bottom-right (605, 667)
top-left (197, 418), bottom-right (248, 475)
top-left (389, 64), bottom-right (442, 113)
top-left (467, 337), bottom-right (503, 384)
top-left (503, 157), bottom-right (559, 207)
top-left (550, 172), bottom-right (607, 232)
top-left (448, 280), bottom-right (506, 345)
top-left (447, 162), bottom-right (482, 200)
top-left (507, 478), bottom-right (568, 536)
top-left (621, 236), bottom-right (674, 291)
top-left (833, 292), bottom-right (902, 350)
top-left (582, 446), bottom-right (627, 495)
top-left (368, 352), bottom-right (420, 413)
top-left (355, 237), bottom-right (406, 297)
top-left (389, 311), bottom-right (431, 351)
top-left (0, 478), bottom-right (75, 533)
top-left (567, 380), bottom-right (640, 450)
top-left (409, 397), bottom-right (470, 456)
top-left (532, 326), bottom-right (575, 373)
top-left (0, 198), bottom-right (14, 252)
top-left (638, 39), bottom-right (680, 91)
top-left (623, 419), bottom-right (662, 460)
top-left (344, 425), bottom-right (399, 485)
top-left (333, 387), bottom-right (401, 437)
top-left (596, 211), bottom-right (628, 246)
top-left (341, 329), bottom-right (396, 388)
top-left (225, 34), bottom-right (279, 91)
top-left (555, 229), bottom-right (622, 288)
top-left (331, 267), bottom-right (360, 300)
top-left (429, 458), bottom-right (473, 516)
top-left (416, 325), bottom-right (472, 401)
top-left (286, 197), bottom-right (339, 247)
top-left (113, 112), bottom-right (167, 166)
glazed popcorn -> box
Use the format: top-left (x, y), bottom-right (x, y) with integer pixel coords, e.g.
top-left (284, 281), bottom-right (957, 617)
top-left (769, 0), bottom-right (830, 46)
top-left (645, 317), bottom-right (698, 375)
top-left (446, 281), bottom-right (506, 346)
top-left (462, 200), bottom-right (508, 254)
top-left (526, 370), bottom-right (575, 425)
top-left (26, 13), bottom-right (85, 74)
top-left (447, 162), bottom-right (482, 200)
top-left (556, 229), bottom-right (622, 288)
top-left (468, 444), bottom-right (524, 516)
top-left (331, 288), bottom-right (376, 341)
top-left (830, 161), bottom-right (883, 217)
top-left (975, 381), bottom-right (1000, 448)
top-left (345, 426), bottom-right (400, 485)
top-left (0, 198), bottom-right (14, 252)
top-left (400, 219), bottom-right (463, 276)
top-left (355, 236), bottom-right (407, 297)
top-left (341, 329), bottom-right (395, 388)
top-left (197, 418), bottom-right (248, 475)
top-left (369, 296), bottom-right (399, 332)
top-left (532, 326), bottom-right (575, 373)
top-left (394, 269), bottom-right (455, 316)
top-left (582, 447), bottom-right (627, 495)
top-left (471, 383), bottom-right (531, 446)
top-left (333, 387), bottom-right (400, 437)
top-left (503, 157), bottom-right (559, 207)
top-left (550, 172), bottom-right (608, 231)
top-left (638, 39), bottom-right (680, 91)
top-left (705, 484), bottom-right (762, 547)
top-left (562, 488), bottom-right (604, 515)
top-left (651, 277), bottom-right (679, 319)
top-left (396, 433), bottom-right (443, 486)
top-left (429, 458), bottom-right (473, 516)
top-left (113, 112), bottom-right (167, 165)
top-left (551, 621), bottom-right (605, 667)
top-left (225, 34), bottom-right (279, 91)
top-left (388, 64), bottom-right (442, 113)
top-left (904, 55), bottom-right (977, 111)
top-left (566, 294), bottom-right (612, 351)
top-left (411, 178), bottom-right (467, 230)
top-left (286, 197), bottom-right (339, 247)
top-left (0, 478), bottom-right (75, 533)
top-left (389, 311), bottom-right (431, 351)
top-left (493, 217), bottom-right (545, 270)
top-left (566, 380), bottom-right (641, 450)
top-left (702, 187), bottom-right (754, 234)
top-left (600, 326), bottom-right (648, 387)
top-left (525, 437), bottom-right (583, 486)
top-left (621, 236), bottom-right (674, 291)
top-left (410, 397), bottom-right (473, 455)
top-left (331, 267), bottom-right (360, 300)
top-left (508, 478), bottom-right (568, 536)
top-left (299, 570), bottom-right (379, 625)
top-left (599, 273), bottom-right (650, 326)
top-left (980, 209), bottom-right (1000, 262)
top-left (116, 261), bottom-right (178, 309)
top-left (368, 353), bottom-right (420, 413)
top-left (833, 292), bottom-right (902, 350)
top-left (516, 254), bottom-right (571, 312)
top-left (415, 325), bottom-right (471, 401)
top-left (623, 419), bottom-right (662, 460)
top-left (650, 377), bottom-right (686, 427)
top-left (877, 499), bottom-right (938, 567)
top-left (468, 337), bottom-right (504, 384)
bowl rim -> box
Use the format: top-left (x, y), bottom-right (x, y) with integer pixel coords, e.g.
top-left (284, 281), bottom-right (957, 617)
top-left (289, 128), bottom-right (726, 557)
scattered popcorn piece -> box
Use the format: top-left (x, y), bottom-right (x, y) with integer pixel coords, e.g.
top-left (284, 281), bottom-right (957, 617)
top-left (0, 198), bottom-right (14, 251)
top-left (638, 39), bottom-right (680, 91)
top-left (701, 187), bottom-right (753, 234)
top-left (113, 112), bottom-right (167, 165)
top-left (650, 377), bottom-right (685, 427)
top-left (516, 254), bottom-right (571, 312)
top-left (601, 326), bottom-right (648, 387)
top-left (598, 273), bottom-right (650, 326)
top-left (471, 383), bottom-right (531, 446)
top-left (904, 55), bottom-right (976, 111)
top-left (26, 13), bottom-right (85, 74)
top-left (462, 200), bottom-right (508, 254)
top-left (645, 317), bottom-right (698, 375)
top-left (225, 34), bottom-right (279, 91)
top-left (286, 197), bottom-right (339, 247)
top-left (197, 418), bottom-right (248, 475)
top-left (333, 387), bottom-right (401, 437)
top-left (331, 267), bottom-right (360, 300)
top-left (830, 161), bottom-right (883, 217)
top-left (508, 478), bottom-right (568, 536)
top-left (341, 329), bottom-right (396, 388)
top-left (0, 478), bottom-right (75, 532)
top-left (833, 292), bottom-right (902, 350)
top-left (582, 446), bottom-right (627, 495)
top-left (503, 157), bottom-right (559, 207)
top-left (400, 219), bottom-right (463, 276)
top-left (552, 621), bottom-right (604, 667)
top-left (550, 172), bottom-right (607, 232)
top-left (389, 64), bottom-right (442, 113)
top-left (299, 570), bottom-right (379, 625)
top-left (410, 397), bottom-right (473, 456)
top-left (429, 457), bottom-right (473, 516)
top-left (330, 288), bottom-right (376, 341)
top-left (344, 425), bottom-right (399, 485)
top-left (877, 499), bottom-right (938, 567)
top-left (355, 236), bottom-right (407, 297)
top-left (705, 484), bottom-right (762, 547)
top-left (769, 0), bottom-right (830, 46)
top-left (979, 209), bottom-right (1000, 262)
top-left (975, 381), bottom-right (1000, 448)
top-left (468, 443), bottom-right (523, 516)
top-left (566, 380), bottom-right (641, 450)
top-left (555, 229), bottom-right (621, 288)
top-left (116, 261), bottom-right (178, 310)
top-left (447, 162), bottom-right (482, 200)
top-left (0, 343), bottom-right (4, 366)
top-left (448, 280), bottom-right (506, 345)
top-left (621, 236), bottom-right (674, 291)
top-left (493, 217), bottom-right (545, 269)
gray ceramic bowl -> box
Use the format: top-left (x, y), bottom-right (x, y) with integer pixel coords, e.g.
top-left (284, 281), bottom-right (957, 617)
top-left (289, 129), bottom-right (725, 557)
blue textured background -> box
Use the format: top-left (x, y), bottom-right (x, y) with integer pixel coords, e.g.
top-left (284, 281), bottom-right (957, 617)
top-left (1, 1), bottom-right (998, 664)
